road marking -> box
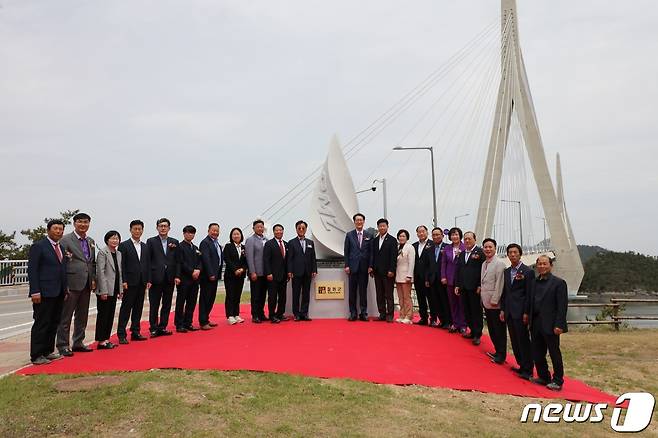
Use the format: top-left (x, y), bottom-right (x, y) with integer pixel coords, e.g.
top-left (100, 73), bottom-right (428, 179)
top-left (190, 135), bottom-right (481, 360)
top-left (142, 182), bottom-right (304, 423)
top-left (0, 310), bottom-right (34, 317)
top-left (0, 307), bottom-right (97, 330)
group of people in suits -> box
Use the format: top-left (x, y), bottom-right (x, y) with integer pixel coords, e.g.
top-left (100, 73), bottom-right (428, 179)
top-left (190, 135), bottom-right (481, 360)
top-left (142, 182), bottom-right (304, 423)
top-left (27, 212), bottom-right (568, 391)
top-left (342, 214), bottom-right (568, 391)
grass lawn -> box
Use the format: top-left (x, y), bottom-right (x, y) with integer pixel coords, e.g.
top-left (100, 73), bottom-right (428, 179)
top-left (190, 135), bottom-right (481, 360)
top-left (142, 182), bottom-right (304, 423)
top-left (1, 327), bottom-right (656, 437)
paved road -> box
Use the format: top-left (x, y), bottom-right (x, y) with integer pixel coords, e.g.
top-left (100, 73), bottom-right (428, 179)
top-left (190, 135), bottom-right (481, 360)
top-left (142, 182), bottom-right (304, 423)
top-left (0, 286), bottom-right (98, 341)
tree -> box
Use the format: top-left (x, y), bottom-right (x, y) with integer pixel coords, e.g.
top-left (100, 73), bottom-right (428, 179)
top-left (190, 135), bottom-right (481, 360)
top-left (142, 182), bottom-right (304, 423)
top-left (0, 230), bottom-right (19, 260)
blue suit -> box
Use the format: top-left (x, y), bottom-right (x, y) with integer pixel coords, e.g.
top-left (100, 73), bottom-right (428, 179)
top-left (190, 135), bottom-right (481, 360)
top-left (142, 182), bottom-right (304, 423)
top-left (343, 229), bottom-right (372, 317)
top-left (27, 238), bottom-right (68, 361)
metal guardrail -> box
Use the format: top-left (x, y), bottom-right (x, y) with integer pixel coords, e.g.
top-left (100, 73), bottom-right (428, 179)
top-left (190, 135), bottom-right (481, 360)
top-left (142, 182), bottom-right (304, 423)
top-left (0, 260), bottom-right (29, 287)
top-left (568, 298), bottom-right (658, 330)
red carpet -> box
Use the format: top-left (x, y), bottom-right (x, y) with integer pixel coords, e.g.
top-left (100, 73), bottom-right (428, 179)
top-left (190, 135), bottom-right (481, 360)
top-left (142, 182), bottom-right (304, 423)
top-left (19, 305), bottom-right (617, 403)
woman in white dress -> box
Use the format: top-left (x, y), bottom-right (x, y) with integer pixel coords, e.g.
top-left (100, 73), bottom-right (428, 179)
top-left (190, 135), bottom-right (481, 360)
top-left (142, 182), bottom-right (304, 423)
top-left (395, 229), bottom-right (415, 324)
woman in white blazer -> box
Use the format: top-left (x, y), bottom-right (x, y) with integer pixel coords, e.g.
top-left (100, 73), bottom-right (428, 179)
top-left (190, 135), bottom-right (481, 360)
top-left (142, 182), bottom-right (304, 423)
top-left (95, 230), bottom-right (124, 350)
top-left (395, 229), bottom-right (415, 324)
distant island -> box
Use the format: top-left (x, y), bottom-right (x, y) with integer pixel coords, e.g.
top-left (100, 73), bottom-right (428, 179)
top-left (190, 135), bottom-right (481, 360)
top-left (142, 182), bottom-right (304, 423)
top-left (578, 245), bottom-right (658, 293)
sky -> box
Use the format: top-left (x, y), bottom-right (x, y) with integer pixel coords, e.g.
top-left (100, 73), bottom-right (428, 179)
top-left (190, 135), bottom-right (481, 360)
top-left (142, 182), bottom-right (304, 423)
top-left (1, 0), bottom-right (657, 256)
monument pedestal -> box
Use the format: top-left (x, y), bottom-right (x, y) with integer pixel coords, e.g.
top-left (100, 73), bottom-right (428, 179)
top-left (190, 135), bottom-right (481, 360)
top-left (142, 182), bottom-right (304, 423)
top-left (284, 261), bottom-right (379, 319)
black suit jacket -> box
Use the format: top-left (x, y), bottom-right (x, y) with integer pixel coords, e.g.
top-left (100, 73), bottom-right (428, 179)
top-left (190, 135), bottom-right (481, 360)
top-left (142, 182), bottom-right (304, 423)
top-left (287, 237), bottom-right (318, 277)
top-left (176, 240), bottom-right (202, 281)
top-left (369, 234), bottom-right (398, 275)
top-left (263, 238), bottom-right (289, 282)
top-left (146, 236), bottom-right (179, 284)
top-left (425, 241), bottom-right (446, 284)
top-left (455, 246), bottom-right (485, 290)
top-left (223, 243), bottom-right (248, 281)
top-left (501, 263), bottom-right (534, 319)
top-left (412, 240), bottom-right (433, 281)
top-left (199, 235), bottom-right (223, 281)
top-left (27, 238), bottom-right (68, 298)
top-left (530, 273), bottom-right (569, 335)
top-left (118, 239), bottom-right (150, 287)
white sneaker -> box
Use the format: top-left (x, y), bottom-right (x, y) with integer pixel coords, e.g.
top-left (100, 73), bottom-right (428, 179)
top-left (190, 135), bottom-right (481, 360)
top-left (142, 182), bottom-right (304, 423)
top-left (402, 318), bottom-right (412, 324)
top-left (228, 316), bottom-right (237, 325)
top-left (235, 315), bottom-right (245, 323)
top-left (395, 317), bottom-right (402, 323)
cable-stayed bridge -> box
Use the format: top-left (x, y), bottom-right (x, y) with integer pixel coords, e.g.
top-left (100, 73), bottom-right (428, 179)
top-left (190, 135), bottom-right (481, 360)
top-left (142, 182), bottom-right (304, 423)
top-left (244, 0), bottom-right (584, 295)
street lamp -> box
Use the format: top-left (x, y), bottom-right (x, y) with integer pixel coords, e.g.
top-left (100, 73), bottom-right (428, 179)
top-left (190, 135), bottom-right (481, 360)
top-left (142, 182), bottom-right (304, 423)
top-left (501, 199), bottom-right (523, 248)
top-left (372, 178), bottom-right (388, 219)
top-left (393, 146), bottom-right (437, 228)
top-left (454, 213), bottom-right (470, 227)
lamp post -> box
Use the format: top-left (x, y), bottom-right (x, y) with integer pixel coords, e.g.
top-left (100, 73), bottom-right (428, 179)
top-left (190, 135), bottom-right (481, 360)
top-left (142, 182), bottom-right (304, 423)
top-left (454, 213), bottom-right (469, 227)
top-left (372, 178), bottom-right (387, 219)
top-left (393, 146), bottom-right (437, 228)
top-left (501, 199), bottom-right (523, 248)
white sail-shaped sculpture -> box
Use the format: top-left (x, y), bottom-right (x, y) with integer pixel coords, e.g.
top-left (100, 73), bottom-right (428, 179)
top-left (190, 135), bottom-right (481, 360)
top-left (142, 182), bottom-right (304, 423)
top-left (309, 135), bottom-right (359, 259)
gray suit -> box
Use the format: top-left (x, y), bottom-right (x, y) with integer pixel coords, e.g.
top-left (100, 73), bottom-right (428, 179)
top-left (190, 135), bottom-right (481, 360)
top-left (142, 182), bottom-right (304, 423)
top-left (245, 233), bottom-right (268, 319)
top-left (57, 231), bottom-right (97, 350)
top-left (96, 247), bottom-right (123, 297)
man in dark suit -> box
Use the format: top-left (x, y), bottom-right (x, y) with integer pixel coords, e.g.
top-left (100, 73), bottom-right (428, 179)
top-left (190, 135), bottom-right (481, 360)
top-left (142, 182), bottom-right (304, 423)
top-left (369, 218), bottom-right (397, 322)
top-left (412, 225), bottom-right (437, 326)
top-left (174, 225), bottom-right (202, 332)
top-left (455, 231), bottom-right (485, 343)
top-left (263, 224), bottom-right (289, 323)
top-left (343, 213), bottom-right (371, 321)
top-left (500, 243), bottom-right (534, 380)
top-left (530, 255), bottom-right (568, 391)
top-left (56, 212), bottom-right (96, 356)
top-left (426, 227), bottom-right (451, 328)
top-left (27, 219), bottom-right (68, 365)
top-left (117, 219), bottom-right (150, 344)
top-left (146, 218), bottom-right (179, 337)
top-left (199, 223), bottom-right (223, 330)
top-left (287, 220), bottom-right (317, 321)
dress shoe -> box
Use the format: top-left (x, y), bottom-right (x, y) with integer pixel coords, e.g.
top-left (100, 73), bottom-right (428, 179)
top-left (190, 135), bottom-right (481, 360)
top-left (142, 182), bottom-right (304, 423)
top-left (462, 332), bottom-right (474, 339)
top-left (359, 314), bottom-right (368, 322)
top-left (208, 322), bottom-right (218, 327)
top-left (150, 330), bottom-right (160, 338)
top-left (97, 343), bottom-right (113, 350)
top-left (59, 348), bottom-right (74, 357)
top-left (459, 328), bottom-right (467, 335)
top-left (348, 315), bottom-right (358, 322)
top-left (439, 323), bottom-right (451, 329)
top-left (546, 382), bottom-right (563, 391)
top-left (472, 337), bottom-right (481, 346)
top-left (252, 318), bottom-right (262, 324)
top-left (118, 337), bottom-right (129, 345)
top-left (201, 324), bottom-right (213, 330)
top-left (530, 377), bottom-right (549, 386)
top-left (176, 327), bottom-right (188, 333)
top-left (492, 357), bottom-right (505, 365)
top-left (185, 326), bottom-right (199, 332)
top-left (517, 372), bottom-right (532, 381)
top-left (294, 315), bottom-right (301, 321)
top-left (386, 317), bottom-right (394, 323)
top-left (414, 319), bottom-right (428, 326)
top-left (510, 366), bottom-right (521, 373)
top-left (31, 356), bottom-right (51, 365)
top-left (131, 333), bottom-right (148, 341)
top-left (45, 352), bottom-right (63, 361)
top-left (303, 316), bottom-right (312, 321)
top-left (378, 314), bottom-right (387, 321)
top-left (72, 345), bottom-right (93, 353)
top-left (429, 321), bottom-right (440, 328)
top-left (278, 315), bottom-right (289, 322)
top-left (261, 316), bottom-right (270, 322)
top-left (448, 326), bottom-right (457, 333)
top-left (271, 317), bottom-right (281, 324)
top-left (158, 329), bottom-right (173, 336)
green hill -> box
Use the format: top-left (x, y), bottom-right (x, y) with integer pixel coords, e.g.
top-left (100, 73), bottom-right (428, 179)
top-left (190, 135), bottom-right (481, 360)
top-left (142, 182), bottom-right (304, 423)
top-left (579, 250), bottom-right (658, 292)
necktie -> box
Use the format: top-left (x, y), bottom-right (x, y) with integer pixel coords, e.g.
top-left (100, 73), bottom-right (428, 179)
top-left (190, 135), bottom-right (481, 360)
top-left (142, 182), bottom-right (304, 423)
top-left (300, 239), bottom-right (305, 253)
top-left (54, 243), bottom-right (63, 263)
top-left (214, 240), bottom-right (221, 263)
top-left (79, 237), bottom-right (90, 260)
top-left (435, 246), bottom-right (439, 262)
top-left (279, 240), bottom-right (285, 257)
top-left (358, 232), bottom-right (362, 248)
